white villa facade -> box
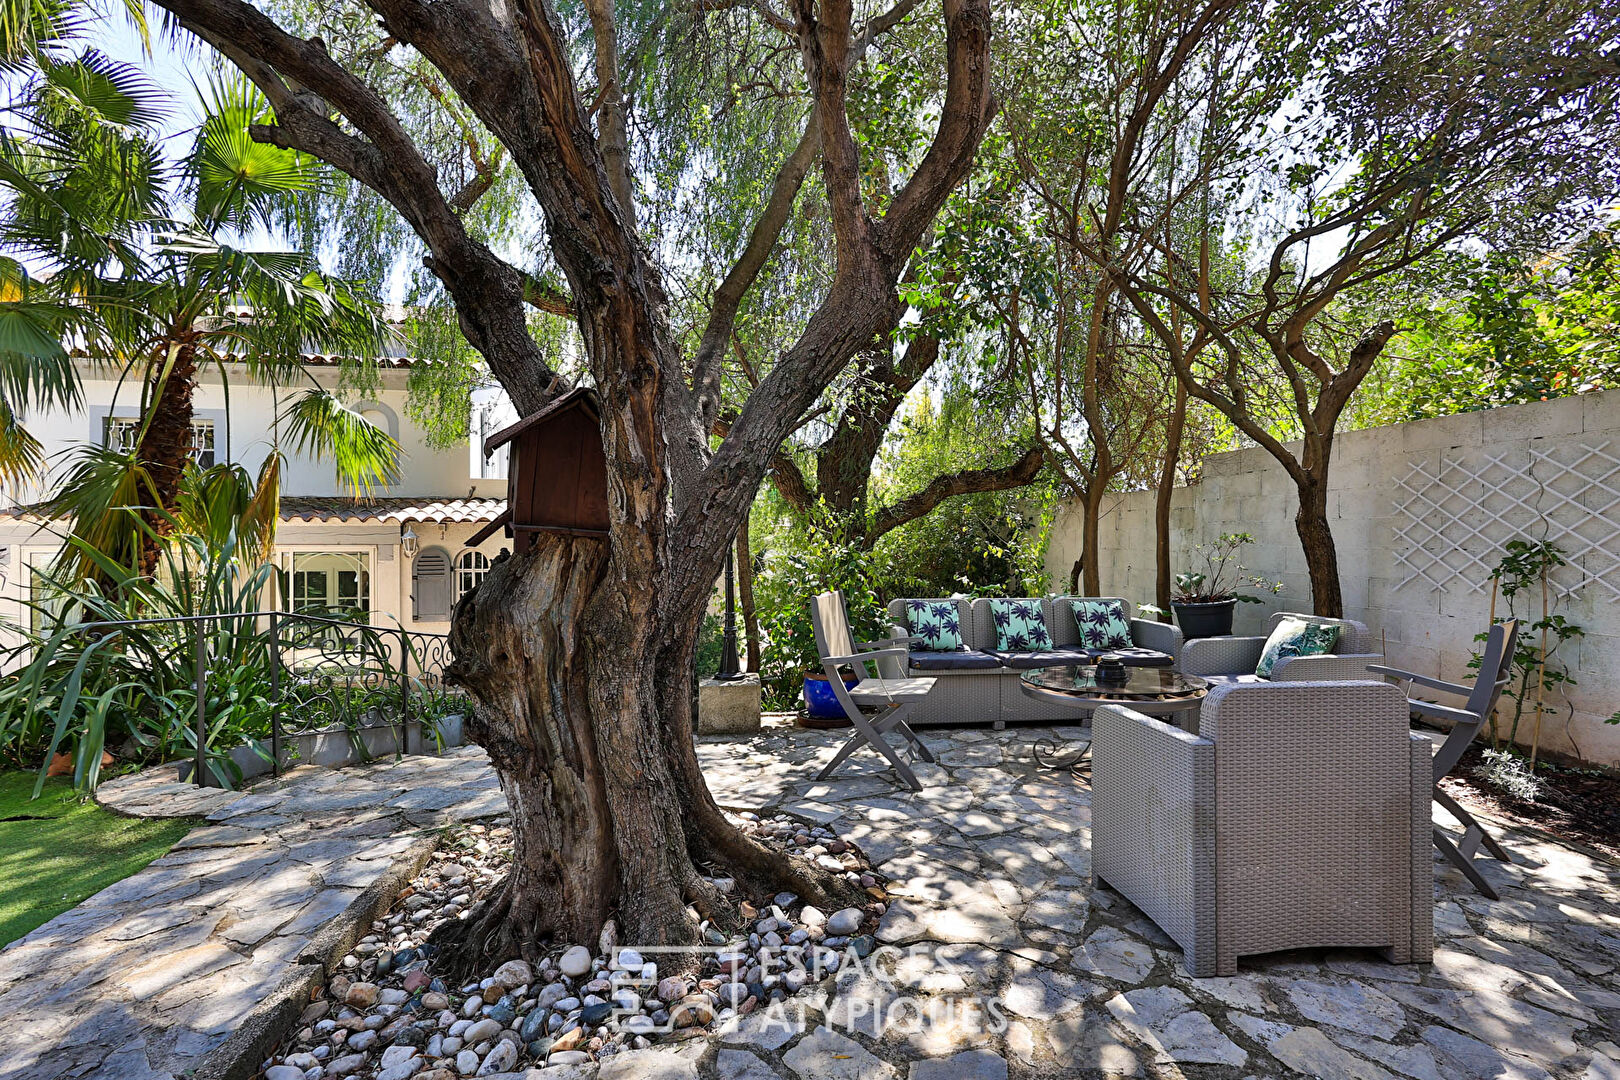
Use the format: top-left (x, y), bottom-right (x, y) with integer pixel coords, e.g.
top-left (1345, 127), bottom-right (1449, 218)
top-left (0, 356), bottom-right (519, 640)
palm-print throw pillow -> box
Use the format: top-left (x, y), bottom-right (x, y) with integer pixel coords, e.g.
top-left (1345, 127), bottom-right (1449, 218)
top-left (1071, 599), bottom-right (1132, 650)
top-left (989, 599), bottom-right (1051, 651)
top-left (906, 600), bottom-right (963, 651)
top-left (1256, 617), bottom-right (1340, 678)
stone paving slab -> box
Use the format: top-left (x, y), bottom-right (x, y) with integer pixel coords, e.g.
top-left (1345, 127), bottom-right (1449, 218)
top-left (3, 725), bottom-right (1620, 1080)
top-left (0, 747), bottom-right (501, 1080)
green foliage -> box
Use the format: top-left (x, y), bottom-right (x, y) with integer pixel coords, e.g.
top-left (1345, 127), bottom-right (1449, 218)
top-left (0, 512), bottom-right (282, 790)
top-left (281, 387), bottom-right (403, 498)
top-left (1365, 235), bottom-right (1620, 424)
top-left (868, 393), bottom-right (1054, 598)
top-left (1473, 540), bottom-right (1584, 753)
top-left (750, 517), bottom-right (884, 709)
top-left (693, 612), bottom-right (724, 678)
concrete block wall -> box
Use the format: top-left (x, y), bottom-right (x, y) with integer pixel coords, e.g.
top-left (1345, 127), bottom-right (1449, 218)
top-left (1047, 390), bottom-right (1620, 766)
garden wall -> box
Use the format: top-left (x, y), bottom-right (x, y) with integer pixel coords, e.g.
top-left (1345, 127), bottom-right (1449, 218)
top-left (1047, 390), bottom-right (1620, 767)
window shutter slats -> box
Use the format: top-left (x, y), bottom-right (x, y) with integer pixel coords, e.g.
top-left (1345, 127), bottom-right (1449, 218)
top-left (412, 549), bottom-right (453, 621)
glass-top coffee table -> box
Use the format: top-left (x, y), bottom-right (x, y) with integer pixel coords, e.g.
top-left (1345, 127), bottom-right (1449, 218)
top-left (1021, 664), bottom-right (1210, 775)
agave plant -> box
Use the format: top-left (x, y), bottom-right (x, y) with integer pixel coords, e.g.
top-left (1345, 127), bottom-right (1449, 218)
top-left (0, 482), bottom-right (282, 792)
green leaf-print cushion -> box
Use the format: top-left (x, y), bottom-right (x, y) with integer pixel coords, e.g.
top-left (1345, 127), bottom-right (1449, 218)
top-left (906, 600), bottom-right (963, 651)
top-left (989, 599), bottom-right (1051, 651)
top-left (1070, 599), bottom-right (1132, 650)
top-left (1256, 617), bottom-right (1340, 678)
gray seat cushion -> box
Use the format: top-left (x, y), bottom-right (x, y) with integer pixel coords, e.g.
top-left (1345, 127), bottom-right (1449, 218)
top-left (907, 649), bottom-right (1003, 672)
top-left (1089, 646), bottom-right (1175, 668)
top-left (1200, 673), bottom-right (1266, 687)
top-left (991, 648), bottom-right (1093, 669)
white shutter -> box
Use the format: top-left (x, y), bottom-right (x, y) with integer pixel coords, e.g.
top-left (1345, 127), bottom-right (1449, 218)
top-left (412, 548), bottom-right (453, 621)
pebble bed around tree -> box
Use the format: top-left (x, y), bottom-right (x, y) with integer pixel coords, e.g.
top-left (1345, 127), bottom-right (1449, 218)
top-left (261, 814), bottom-right (884, 1079)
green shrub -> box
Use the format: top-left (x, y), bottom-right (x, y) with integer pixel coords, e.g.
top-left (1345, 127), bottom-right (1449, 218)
top-left (752, 526), bottom-right (885, 709)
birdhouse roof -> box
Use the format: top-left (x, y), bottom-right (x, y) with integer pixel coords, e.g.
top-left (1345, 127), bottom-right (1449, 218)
top-left (482, 385), bottom-right (600, 458)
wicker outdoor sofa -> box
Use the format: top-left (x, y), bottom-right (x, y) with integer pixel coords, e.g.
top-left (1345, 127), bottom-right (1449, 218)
top-left (1179, 611), bottom-right (1382, 684)
top-left (882, 596), bottom-right (1184, 726)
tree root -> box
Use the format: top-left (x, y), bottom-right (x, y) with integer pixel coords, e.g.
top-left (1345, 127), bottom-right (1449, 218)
top-left (428, 872), bottom-right (550, 983)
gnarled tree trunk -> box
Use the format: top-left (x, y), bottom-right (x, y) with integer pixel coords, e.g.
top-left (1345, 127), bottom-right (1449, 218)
top-left (440, 535), bottom-right (860, 970)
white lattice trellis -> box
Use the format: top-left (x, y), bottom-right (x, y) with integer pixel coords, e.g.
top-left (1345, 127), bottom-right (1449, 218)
top-left (1392, 440), bottom-right (1620, 602)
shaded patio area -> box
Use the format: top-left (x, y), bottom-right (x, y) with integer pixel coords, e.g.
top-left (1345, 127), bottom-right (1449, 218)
top-left (0, 722), bottom-right (1616, 1079)
top-left (700, 720), bottom-right (1620, 1080)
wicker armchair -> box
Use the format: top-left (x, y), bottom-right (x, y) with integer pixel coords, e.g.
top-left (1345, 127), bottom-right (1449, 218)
top-left (1179, 611), bottom-right (1381, 683)
top-left (1091, 680), bottom-right (1433, 977)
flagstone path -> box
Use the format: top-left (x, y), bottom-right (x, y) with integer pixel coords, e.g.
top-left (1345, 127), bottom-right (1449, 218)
top-left (2, 722), bottom-right (1619, 1080)
top-left (0, 749), bottom-right (505, 1080)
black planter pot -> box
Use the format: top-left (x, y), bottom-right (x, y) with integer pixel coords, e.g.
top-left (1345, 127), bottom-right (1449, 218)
top-left (1172, 597), bottom-right (1239, 639)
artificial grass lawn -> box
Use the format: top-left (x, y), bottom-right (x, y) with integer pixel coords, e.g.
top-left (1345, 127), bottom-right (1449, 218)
top-left (0, 770), bottom-right (196, 947)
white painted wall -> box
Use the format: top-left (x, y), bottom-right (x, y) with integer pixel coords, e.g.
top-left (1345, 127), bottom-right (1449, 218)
top-left (1047, 390), bottom-right (1620, 766)
top-left (9, 360), bottom-right (505, 505)
top-left (0, 360), bottom-right (516, 644)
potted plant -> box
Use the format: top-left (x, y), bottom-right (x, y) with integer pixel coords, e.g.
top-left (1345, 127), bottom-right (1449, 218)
top-left (801, 667), bottom-right (859, 727)
top-left (1166, 533), bottom-right (1282, 638)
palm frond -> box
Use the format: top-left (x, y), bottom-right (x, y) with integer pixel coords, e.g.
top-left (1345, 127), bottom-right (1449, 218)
top-left (188, 73), bottom-right (323, 234)
top-left (0, 394), bottom-right (44, 487)
top-left (38, 50), bottom-right (165, 131)
top-left (240, 451), bottom-right (281, 565)
top-left (281, 388), bottom-right (401, 498)
top-left (41, 444), bottom-right (159, 586)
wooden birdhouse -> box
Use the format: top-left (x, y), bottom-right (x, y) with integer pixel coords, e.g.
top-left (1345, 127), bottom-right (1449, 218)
top-left (470, 386), bottom-right (608, 552)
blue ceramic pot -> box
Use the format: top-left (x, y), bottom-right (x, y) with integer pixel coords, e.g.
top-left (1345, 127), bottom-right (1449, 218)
top-left (802, 674), bottom-right (859, 720)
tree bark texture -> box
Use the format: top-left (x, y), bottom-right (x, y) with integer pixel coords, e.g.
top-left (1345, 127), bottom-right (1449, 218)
top-left (134, 338), bottom-right (200, 575)
top-left (1153, 378), bottom-right (1186, 615)
top-left (1294, 435), bottom-right (1343, 618)
top-left (441, 538), bottom-right (859, 969)
top-left (1079, 479), bottom-right (1105, 596)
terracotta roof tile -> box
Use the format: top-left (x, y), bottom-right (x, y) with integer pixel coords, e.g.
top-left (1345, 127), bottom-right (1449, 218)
top-left (278, 496), bottom-right (506, 524)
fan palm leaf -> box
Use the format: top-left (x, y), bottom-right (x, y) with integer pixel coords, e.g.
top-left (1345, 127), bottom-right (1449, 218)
top-left (281, 388), bottom-right (401, 498)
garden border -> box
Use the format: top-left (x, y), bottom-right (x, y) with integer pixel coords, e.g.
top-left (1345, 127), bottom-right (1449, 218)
top-left (191, 833), bottom-right (441, 1080)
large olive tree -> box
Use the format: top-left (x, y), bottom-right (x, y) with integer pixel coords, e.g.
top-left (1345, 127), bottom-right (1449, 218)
top-left (149, 0), bottom-right (993, 961)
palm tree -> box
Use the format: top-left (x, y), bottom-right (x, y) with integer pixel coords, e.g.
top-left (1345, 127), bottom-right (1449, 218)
top-left (0, 6), bottom-right (400, 582)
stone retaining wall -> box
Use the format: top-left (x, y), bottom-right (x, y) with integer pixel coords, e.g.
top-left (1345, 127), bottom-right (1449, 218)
top-left (1047, 390), bottom-right (1620, 766)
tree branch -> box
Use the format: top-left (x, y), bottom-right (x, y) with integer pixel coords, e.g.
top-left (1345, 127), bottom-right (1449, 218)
top-left (691, 110), bottom-right (822, 429)
top-left (866, 445), bottom-right (1044, 542)
top-left (153, 0), bottom-right (558, 412)
top-left (875, 0), bottom-right (995, 263)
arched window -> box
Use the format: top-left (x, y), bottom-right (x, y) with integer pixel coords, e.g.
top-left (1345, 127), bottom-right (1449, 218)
top-left (457, 550), bottom-right (491, 600)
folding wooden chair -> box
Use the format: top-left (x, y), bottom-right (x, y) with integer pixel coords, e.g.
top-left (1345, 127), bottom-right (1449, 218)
top-left (1369, 620), bottom-right (1521, 900)
top-left (809, 590), bottom-right (938, 792)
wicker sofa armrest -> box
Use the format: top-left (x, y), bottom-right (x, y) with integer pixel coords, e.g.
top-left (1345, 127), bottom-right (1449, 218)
top-left (1268, 652), bottom-right (1381, 681)
top-left (1179, 635), bottom-right (1266, 676)
top-left (1091, 703), bottom-right (1216, 975)
top-left (1130, 617), bottom-right (1183, 660)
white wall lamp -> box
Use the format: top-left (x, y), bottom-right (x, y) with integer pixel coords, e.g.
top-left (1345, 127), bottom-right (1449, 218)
top-left (400, 525), bottom-right (420, 559)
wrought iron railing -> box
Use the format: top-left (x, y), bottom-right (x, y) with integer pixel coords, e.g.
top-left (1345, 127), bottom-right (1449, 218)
top-left (14, 609), bottom-right (463, 789)
top-left (262, 611), bottom-right (465, 770)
